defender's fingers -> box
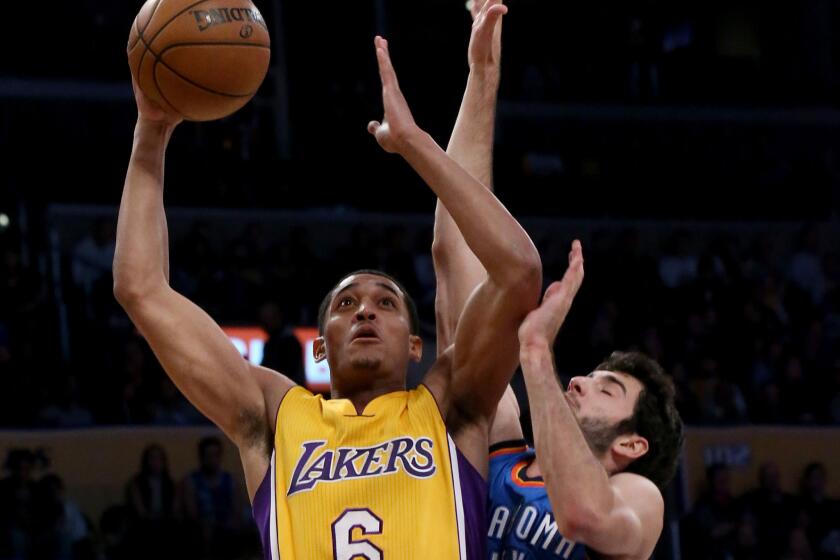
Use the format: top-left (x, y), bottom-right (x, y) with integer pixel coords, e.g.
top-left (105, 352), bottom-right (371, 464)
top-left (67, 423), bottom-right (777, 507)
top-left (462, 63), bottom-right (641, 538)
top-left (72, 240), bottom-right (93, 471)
top-left (475, 4), bottom-right (507, 39)
top-left (367, 120), bottom-right (381, 135)
top-left (374, 36), bottom-right (399, 89)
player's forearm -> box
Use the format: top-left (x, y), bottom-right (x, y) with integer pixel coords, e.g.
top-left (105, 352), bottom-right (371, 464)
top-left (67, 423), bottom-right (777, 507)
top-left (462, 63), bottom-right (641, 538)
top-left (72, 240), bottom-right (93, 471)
top-left (113, 119), bottom-right (176, 302)
top-left (404, 130), bottom-right (539, 288)
top-left (520, 341), bottom-right (617, 537)
top-left (433, 70), bottom-right (500, 347)
top-left (446, 68), bottom-right (499, 187)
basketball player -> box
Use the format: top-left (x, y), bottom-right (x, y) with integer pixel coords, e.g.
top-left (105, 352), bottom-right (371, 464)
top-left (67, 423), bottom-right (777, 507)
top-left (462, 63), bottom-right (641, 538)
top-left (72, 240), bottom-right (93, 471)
top-left (433, 2), bottom-right (684, 559)
top-left (113, 2), bottom-right (538, 558)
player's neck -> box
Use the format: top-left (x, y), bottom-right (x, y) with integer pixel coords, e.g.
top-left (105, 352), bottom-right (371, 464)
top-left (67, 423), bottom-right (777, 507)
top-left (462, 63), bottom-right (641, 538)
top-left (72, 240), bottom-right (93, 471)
top-left (331, 378), bottom-right (406, 415)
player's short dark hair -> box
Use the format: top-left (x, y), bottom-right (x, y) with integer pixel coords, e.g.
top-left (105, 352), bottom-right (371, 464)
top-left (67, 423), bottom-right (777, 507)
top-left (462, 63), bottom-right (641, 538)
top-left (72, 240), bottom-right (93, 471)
top-left (317, 269), bottom-right (420, 336)
top-left (597, 351), bottom-right (684, 490)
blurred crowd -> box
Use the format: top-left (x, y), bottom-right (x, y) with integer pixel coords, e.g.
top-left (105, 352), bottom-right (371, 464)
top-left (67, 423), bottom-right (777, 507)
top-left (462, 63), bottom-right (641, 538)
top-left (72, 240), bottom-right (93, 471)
top-left (0, 215), bottom-right (838, 429)
top-left (3, 446), bottom-right (839, 560)
top-left (682, 462), bottom-right (840, 560)
top-left (0, 441), bottom-right (260, 560)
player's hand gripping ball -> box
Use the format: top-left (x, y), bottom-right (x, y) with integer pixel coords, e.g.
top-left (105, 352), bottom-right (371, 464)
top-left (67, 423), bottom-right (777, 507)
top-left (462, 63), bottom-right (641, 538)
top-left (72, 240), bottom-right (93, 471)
top-left (128, 0), bottom-right (271, 122)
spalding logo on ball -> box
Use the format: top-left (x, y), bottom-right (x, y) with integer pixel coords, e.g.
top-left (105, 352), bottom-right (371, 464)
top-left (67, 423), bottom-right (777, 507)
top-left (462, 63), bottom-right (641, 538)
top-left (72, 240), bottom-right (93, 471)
top-left (128, 0), bottom-right (271, 122)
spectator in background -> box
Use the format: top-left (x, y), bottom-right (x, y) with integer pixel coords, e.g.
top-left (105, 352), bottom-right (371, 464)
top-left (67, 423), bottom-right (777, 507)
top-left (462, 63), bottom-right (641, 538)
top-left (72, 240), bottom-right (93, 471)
top-left (658, 231), bottom-right (698, 289)
top-left (126, 444), bottom-right (180, 559)
top-left (797, 462), bottom-right (840, 557)
top-left (126, 445), bottom-right (176, 523)
top-left (0, 449), bottom-right (39, 558)
top-left (119, 338), bottom-right (156, 425)
top-left (37, 376), bottom-right (94, 429)
top-left (789, 225), bottom-right (827, 306)
top-left (258, 302), bottom-right (304, 387)
top-left (99, 505), bottom-right (132, 560)
top-left (71, 219), bottom-right (116, 318)
top-left (780, 356), bottom-right (816, 424)
top-left (31, 474), bottom-right (90, 560)
top-left (826, 359), bottom-right (840, 425)
top-left (682, 463), bottom-right (740, 559)
top-left (784, 527), bottom-right (815, 560)
top-left (742, 462), bottom-right (797, 556)
top-left (151, 378), bottom-right (203, 426)
top-left (180, 437), bottom-right (240, 560)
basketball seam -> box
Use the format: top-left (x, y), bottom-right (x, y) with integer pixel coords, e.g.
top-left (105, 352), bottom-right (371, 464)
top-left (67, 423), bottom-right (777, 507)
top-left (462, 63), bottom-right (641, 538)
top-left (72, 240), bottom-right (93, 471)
top-left (128, 0), bottom-right (163, 51)
top-left (156, 58), bottom-right (258, 98)
top-left (142, 36), bottom-right (264, 98)
top-left (158, 41), bottom-right (271, 53)
top-left (153, 59), bottom-right (188, 119)
top-left (145, 0), bottom-right (214, 51)
top-left (137, 0), bottom-right (212, 86)
top-left (137, 39), bottom-right (182, 115)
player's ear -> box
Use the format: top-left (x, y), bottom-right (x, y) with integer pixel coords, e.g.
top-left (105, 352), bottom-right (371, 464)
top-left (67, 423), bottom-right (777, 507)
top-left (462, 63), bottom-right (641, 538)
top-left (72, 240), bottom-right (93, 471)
top-left (408, 334), bottom-right (422, 363)
top-left (313, 337), bottom-right (327, 363)
top-left (612, 433), bottom-right (648, 464)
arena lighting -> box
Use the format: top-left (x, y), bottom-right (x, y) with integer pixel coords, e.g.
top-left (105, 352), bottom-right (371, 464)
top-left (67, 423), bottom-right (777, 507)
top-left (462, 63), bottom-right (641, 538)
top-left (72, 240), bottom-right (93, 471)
top-left (0, 213), bottom-right (9, 229)
top-left (222, 325), bottom-right (330, 392)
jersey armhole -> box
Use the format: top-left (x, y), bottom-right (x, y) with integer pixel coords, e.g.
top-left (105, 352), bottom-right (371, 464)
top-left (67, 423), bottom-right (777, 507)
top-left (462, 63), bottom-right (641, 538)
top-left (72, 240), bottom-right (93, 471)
top-left (489, 439), bottom-right (529, 459)
top-left (273, 385), bottom-right (311, 435)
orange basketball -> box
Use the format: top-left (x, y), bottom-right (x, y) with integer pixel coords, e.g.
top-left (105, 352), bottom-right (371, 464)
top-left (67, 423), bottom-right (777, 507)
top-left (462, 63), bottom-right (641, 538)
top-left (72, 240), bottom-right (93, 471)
top-left (127, 0), bottom-right (271, 122)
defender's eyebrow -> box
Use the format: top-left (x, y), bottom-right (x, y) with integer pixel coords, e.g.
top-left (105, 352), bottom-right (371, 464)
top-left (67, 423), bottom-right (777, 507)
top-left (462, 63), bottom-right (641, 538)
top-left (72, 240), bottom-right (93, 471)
top-left (588, 372), bottom-right (628, 396)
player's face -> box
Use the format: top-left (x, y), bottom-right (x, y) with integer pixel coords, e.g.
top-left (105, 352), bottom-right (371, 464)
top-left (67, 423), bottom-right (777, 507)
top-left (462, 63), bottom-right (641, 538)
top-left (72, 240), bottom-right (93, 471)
top-left (320, 274), bottom-right (420, 378)
top-left (565, 370), bottom-right (644, 452)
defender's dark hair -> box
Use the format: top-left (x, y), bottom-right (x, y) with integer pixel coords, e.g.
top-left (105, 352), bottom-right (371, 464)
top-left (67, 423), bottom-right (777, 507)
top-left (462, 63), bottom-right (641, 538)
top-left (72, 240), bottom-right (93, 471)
top-left (597, 351), bottom-right (684, 490)
top-left (317, 269), bottom-right (420, 336)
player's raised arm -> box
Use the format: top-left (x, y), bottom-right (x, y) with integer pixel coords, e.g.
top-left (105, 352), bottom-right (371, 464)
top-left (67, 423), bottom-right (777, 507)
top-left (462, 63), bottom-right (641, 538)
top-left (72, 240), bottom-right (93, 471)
top-left (113, 83), bottom-right (294, 493)
top-left (517, 242), bottom-right (664, 559)
top-left (368, 35), bottom-right (542, 436)
top-left (433, 0), bottom-right (504, 351)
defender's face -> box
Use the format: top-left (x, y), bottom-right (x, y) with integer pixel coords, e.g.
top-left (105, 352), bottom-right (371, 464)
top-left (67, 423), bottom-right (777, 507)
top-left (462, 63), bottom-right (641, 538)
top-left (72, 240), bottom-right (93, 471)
top-left (566, 370), bottom-right (644, 429)
top-left (319, 274), bottom-right (419, 378)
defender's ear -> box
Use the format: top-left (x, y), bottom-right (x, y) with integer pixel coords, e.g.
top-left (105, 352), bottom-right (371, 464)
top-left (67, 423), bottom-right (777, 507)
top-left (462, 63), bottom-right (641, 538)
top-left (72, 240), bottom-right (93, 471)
top-left (611, 433), bottom-right (649, 465)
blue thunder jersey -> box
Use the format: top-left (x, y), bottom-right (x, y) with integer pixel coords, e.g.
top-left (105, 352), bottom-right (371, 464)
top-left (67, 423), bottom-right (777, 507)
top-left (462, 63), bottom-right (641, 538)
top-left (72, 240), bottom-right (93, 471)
top-left (487, 441), bottom-right (589, 560)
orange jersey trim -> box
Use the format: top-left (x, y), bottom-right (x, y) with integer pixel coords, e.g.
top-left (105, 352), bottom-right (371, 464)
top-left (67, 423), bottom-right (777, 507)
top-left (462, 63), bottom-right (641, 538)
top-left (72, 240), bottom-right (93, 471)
top-left (489, 444), bottom-right (528, 460)
top-left (510, 460), bottom-right (545, 488)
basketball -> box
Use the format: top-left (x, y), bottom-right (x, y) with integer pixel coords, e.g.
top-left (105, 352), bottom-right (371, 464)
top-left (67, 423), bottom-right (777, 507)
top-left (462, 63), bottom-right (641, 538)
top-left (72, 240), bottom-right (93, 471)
top-left (127, 0), bottom-right (271, 122)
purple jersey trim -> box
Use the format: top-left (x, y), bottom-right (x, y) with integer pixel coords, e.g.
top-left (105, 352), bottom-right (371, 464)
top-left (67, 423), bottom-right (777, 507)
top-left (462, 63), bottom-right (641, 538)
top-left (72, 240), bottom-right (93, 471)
top-left (251, 464), bottom-right (273, 560)
top-left (456, 447), bottom-right (488, 560)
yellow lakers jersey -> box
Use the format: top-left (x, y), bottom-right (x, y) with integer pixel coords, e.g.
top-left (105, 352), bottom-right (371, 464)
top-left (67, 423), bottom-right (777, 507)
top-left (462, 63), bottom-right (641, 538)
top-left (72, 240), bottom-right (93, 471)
top-left (251, 385), bottom-right (486, 559)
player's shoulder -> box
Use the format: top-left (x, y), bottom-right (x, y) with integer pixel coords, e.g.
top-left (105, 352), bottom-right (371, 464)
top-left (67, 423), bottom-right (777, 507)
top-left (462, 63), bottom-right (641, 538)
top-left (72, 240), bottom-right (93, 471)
top-left (610, 472), bottom-right (662, 501)
top-left (610, 472), bottom-right (664, 520)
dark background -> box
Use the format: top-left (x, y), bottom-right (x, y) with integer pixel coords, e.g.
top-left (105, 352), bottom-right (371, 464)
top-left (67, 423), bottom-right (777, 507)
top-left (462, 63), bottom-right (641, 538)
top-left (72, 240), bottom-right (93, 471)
top-left (1, 0), bottom-right (839, 558)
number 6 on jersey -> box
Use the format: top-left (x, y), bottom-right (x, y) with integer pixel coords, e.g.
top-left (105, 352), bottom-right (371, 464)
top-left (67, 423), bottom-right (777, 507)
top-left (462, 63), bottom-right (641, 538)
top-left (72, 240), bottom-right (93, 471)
top-left (332, 509), bottom-right (383, 560)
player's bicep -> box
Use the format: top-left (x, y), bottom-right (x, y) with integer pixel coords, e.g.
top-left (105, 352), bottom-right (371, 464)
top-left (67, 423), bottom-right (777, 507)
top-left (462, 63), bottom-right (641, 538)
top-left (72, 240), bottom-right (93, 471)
top-left (124, 285), bottom-right (294, 446)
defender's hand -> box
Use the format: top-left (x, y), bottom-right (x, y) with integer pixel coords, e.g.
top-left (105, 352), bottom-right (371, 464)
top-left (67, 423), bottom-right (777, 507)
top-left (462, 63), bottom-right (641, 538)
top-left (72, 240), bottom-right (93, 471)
top-left (132, 78), bottom-right (182, 127)
top-left (468, 0), bottom-right (506, 70)
top-left (367, 36), bottom-right (421, 154)
top-left (518, 240), bottom-right (584, 347)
